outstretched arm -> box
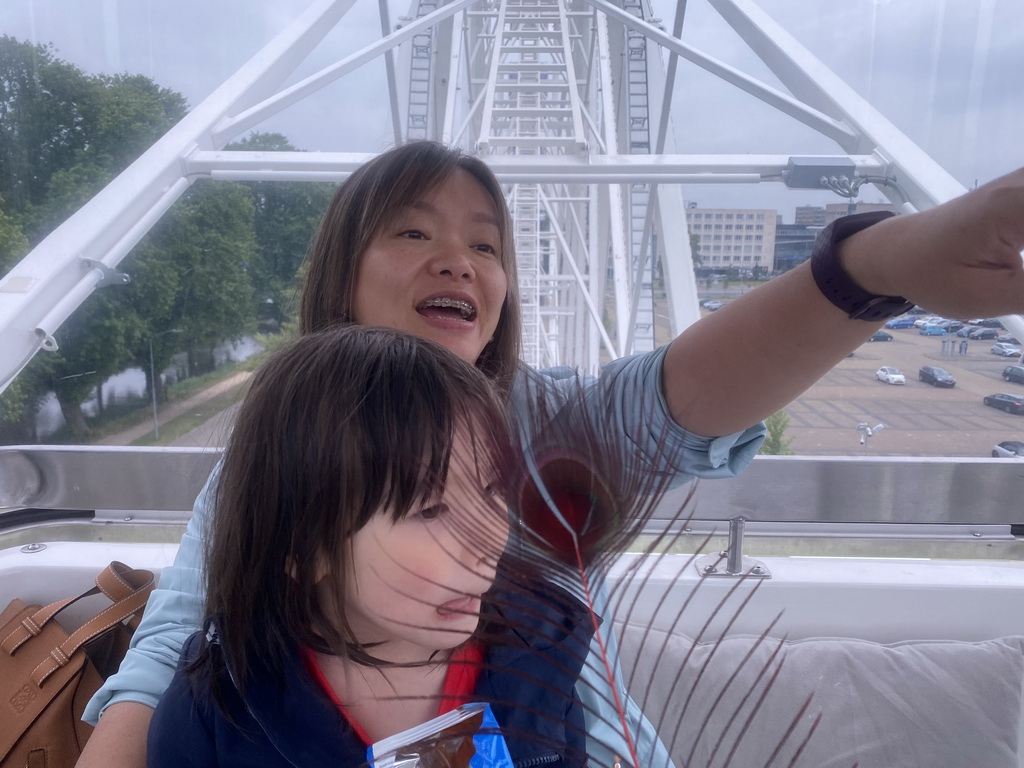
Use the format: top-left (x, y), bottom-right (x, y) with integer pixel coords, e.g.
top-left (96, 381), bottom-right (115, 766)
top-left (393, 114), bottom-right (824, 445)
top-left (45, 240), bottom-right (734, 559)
top-left (663, 168), bottom-right (1024, 437)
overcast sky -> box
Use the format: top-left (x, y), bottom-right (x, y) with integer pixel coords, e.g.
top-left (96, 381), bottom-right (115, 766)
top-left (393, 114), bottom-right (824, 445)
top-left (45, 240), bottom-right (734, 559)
top-left (1, 0), bottom-right (1021, 219)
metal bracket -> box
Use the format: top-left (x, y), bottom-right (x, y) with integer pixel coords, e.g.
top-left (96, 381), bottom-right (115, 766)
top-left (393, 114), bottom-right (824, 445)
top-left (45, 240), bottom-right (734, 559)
top-left (82, 258), bottom-right (131, 287)
top-left (695, 516), bottom-right (771, 579)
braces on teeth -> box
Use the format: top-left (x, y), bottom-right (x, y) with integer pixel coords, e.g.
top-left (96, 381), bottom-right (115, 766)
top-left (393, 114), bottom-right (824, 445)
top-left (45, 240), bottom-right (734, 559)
top-left (423, 298), bottom-right (474, 317)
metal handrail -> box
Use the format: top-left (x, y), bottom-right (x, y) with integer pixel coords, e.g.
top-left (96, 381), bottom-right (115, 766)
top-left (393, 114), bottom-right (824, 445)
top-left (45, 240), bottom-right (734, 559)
top-left (2, 445), bottom-right (1021, 528)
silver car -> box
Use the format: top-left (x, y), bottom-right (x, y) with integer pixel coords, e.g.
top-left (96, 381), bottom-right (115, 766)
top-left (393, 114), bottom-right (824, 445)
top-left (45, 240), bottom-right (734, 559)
top-left (992, 440), bottom-right (1024, 458)
top-left (991, 342), bottom-right (1023, 357)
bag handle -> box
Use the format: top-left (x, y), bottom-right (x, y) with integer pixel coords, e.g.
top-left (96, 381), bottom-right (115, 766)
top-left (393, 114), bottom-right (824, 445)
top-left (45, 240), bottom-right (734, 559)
top-left (0, 562), bottom-right (155, 686)
top-left (96, 561), bottom-right (153, 631)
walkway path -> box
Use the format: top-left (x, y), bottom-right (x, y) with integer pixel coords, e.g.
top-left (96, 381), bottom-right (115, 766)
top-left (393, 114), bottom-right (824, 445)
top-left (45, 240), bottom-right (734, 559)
top-left (94, 371), bottom-right (252, 446)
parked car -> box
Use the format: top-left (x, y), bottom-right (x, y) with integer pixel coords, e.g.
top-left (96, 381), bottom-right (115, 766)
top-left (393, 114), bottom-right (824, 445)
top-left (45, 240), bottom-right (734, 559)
top-left (991, 440), bottom-right (1024, 458)
top-left (956, 325), bottom-right (979, 337)
top-left (919, 324), bottom-right (947, 336)
top-left (997, 334), bottom-right (1020, 344)
top-left (991, 342), bottom-right (1023, 357)
top-left (885, 316), bottom-right (916, 329)
top-left (1004, 366), bottom-right (1024, 384)
top-left (983, 393), bottom-right (1024, 415)
top-left (702, 299), bottom-right (726, 311)
top-left (974, 318), bottom-right (1005, 328)
top-left (935, 319), bottom-right (964, 333)
top-left (968, 327), bottom-right (1000, 340)
top-left (914, 316), bottom-right (942, 328)
top-left (918, 366), bottom-right (956, 388)
top-left (868, 330), bottom-right (893, 342)
top-left (876, 366), bottom-right (906, 385)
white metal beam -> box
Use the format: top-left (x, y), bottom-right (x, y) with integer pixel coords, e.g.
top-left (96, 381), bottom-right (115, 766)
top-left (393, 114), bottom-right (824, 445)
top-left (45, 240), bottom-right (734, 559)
top-left (2, 0), bottom-right (1011, 396)
top-left (707, 0), bottom-right (965, 207)
top-left (211, 0), bottom-right (479, 146)
top-left (582, 0), bottom-right (860, 148)
top-left (184, 149), bottom-right (885, 184)
top-left (0, 0), bottom-right (359, 394)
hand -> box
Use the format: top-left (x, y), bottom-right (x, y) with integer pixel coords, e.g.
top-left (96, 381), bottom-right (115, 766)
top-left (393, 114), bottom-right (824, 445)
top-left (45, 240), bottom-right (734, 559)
top-left (840, 167), bottom-right (1024, 319)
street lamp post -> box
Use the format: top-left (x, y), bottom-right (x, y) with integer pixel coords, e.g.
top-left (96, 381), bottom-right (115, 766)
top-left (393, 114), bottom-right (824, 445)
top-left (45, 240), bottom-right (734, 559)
top-left (149, 329), bottom-right (181, 439)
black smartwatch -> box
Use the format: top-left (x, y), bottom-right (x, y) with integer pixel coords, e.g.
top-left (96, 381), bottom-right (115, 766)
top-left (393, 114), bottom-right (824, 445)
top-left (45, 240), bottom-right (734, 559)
top-left (810, 211), bottom-right (915, 321)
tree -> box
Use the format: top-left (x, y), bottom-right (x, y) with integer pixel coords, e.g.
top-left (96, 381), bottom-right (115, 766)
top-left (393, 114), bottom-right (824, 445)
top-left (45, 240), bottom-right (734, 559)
top-left (760, 410), bottom-right (795, 455)
top-left (0, 40), bottom-right (324, 442)
top-left (168, 181), bottom-right (258, 351)
top-left (0, 194), bottom-right (27, 273)
top-left (227, 133), bottom-right (335, 323)
top-left (689, 231), bottom-right (703, 268)
top-left (0, 38), bottom-right (191, 440)
top-left (0, 37), bottom-right (98, 211)
top-left (21, 71), bottom-right (188, 242)
top-left (91, 74), bottom-right (187, 166)
top-left (0, 195), bottom-right (40, 442)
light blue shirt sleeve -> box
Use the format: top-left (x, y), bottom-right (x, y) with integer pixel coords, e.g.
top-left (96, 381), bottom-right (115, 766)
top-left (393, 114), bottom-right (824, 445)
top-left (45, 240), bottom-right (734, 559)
top-left (512, 344), bottom-right (766, 483)
top-left (83, 464), bottom-right (218, 723)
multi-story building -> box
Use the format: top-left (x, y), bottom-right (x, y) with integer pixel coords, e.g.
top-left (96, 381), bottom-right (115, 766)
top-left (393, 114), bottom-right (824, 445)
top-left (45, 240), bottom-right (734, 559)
top-left (794, 205), bottom-right (827, 227)
top-left (823, 201), bottom-right (897, 224)
top-left (796, 202), bottom-right (898, 227)
top-left (685, 207), bottom-right (778, 274)
top-left (781, 202), bottom-right (899, 272)
top-left (774, 223), bottom-right (817, 273)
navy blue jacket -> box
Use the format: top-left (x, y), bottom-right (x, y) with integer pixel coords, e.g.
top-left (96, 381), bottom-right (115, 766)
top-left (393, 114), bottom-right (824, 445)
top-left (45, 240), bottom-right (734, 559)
top-left (147, 577), bottom-right (595, 768)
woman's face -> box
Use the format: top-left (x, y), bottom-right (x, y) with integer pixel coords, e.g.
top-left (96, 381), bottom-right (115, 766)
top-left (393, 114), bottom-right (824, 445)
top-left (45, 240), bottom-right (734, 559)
top-left (351, 170), bottom-right (509, 365)
top-left (339, 430), bottom-right (509, 663)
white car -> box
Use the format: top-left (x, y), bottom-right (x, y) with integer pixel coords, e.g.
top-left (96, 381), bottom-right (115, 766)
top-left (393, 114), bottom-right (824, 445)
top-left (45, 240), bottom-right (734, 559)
top-left (913, 316), bottom-right (943, 328)
top-left (992, 440), bottom-right (1024, 458)
top-left (875, 366), bottom-right (906, 385)
top-left (991, 342), bottom-right (1023, 357)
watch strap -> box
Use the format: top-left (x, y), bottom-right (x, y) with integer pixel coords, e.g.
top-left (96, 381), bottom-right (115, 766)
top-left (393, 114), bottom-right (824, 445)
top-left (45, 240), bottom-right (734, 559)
top-left (811, 211), bottom-right (915, 321)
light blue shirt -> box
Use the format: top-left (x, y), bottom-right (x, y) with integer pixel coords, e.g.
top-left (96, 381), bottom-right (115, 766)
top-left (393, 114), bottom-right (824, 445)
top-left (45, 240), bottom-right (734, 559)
top-left (86, 345), bottom-right (765, 767)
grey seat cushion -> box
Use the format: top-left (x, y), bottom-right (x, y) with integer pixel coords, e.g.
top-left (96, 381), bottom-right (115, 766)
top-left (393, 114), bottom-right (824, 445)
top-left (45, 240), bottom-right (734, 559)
top-left (616, 622), bottom-right (1024, 768)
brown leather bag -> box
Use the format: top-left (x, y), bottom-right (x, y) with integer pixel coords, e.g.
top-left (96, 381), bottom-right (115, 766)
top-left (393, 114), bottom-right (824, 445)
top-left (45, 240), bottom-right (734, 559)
top-left (0, 561), bottom-right (154, 768)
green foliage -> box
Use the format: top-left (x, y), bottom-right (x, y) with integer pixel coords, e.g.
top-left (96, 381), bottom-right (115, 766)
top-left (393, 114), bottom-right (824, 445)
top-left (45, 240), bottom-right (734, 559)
top-left (163, 180), bottom-right (258, 349)
top-left (760, 410), bottom-right (795, 455)
top-left (0, 38), bottom-right (194, 439)
top-left (226, 133), bottom-right (336, 320)
top-left (0, 195), bottom-right (28, 274)
top-left (0, 196), bottom-right (48, 439)
top-left (689, 231), bottom-right (702, 267)
top-left (92, 74), bottom-right (188, 164)
top-left (0, 40), bottom-right (327, 442)
top-left (0, 37), bottom-right (97, 211)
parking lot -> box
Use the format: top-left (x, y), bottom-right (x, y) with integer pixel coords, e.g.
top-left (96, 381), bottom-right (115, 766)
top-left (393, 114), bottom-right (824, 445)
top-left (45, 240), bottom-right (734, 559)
top-left (783, 326), bottom-right (1024, 456)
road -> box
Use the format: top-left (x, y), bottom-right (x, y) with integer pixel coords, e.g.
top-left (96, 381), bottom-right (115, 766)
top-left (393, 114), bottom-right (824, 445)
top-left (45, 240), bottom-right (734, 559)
top-left (95, 372), bottom-right (251, 447)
